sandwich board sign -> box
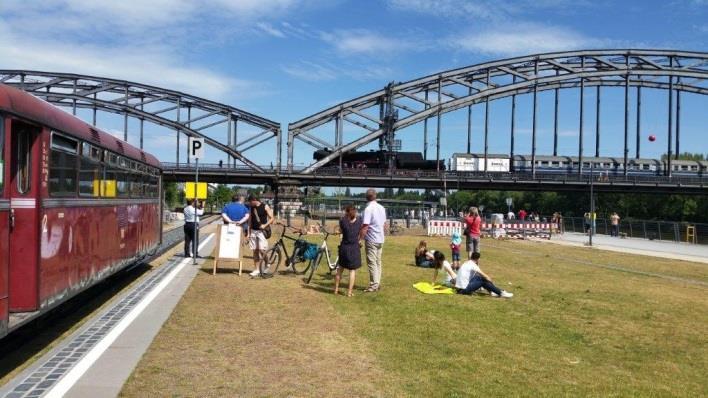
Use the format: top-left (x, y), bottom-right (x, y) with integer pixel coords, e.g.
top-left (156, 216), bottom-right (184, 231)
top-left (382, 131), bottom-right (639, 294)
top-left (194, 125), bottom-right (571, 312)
top-left (213, 224), bottom-right (243, 275)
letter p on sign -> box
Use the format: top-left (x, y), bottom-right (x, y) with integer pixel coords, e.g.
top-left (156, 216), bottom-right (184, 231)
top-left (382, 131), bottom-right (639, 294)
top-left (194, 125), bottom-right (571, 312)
top-left (189, 137), bottom-right (204, 160)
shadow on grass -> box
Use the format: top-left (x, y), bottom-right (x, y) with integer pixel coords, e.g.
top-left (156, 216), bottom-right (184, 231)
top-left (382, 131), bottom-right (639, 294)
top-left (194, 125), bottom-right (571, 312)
top-left (0, 263), bottom-right (153, 382)
top-left (301, 283), bottom-right (334, 295)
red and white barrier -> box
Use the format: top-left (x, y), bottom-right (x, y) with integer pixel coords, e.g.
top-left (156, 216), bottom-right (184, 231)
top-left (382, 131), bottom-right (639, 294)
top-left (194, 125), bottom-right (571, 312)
top-left (427, 220), bottom-right (559, 239)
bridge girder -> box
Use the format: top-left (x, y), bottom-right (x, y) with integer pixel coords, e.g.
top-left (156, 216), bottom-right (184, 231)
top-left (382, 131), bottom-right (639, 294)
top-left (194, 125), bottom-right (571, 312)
top-left (288, 49), bottom-right (708, 174)
top-left (0, 70), bottom-right (280, 173)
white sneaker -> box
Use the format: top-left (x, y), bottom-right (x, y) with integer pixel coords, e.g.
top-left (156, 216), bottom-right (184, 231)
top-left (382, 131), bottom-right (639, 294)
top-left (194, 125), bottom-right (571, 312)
top-left (490, 292), bottom-right (499, 297)
top-left (250, 269), bottom-right (261, 277)
top-left (500, 291), bottom-right (514, 298)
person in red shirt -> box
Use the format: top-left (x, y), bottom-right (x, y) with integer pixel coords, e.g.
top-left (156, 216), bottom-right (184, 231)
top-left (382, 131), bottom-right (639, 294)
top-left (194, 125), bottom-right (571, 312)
top-left (462, 206), bottom-right (482, 259)
top-left (518, 209), bottom-right (527, 221)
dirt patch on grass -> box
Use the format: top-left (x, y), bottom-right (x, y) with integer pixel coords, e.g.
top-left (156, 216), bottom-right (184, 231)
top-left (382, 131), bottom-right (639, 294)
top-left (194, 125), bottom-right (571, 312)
top-left (121, 251), bottom-right (393, 397)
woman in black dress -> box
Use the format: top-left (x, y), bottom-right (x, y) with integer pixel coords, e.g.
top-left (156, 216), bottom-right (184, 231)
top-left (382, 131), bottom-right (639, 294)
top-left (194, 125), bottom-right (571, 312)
top-left (335, 205), bottom-right (362, 297)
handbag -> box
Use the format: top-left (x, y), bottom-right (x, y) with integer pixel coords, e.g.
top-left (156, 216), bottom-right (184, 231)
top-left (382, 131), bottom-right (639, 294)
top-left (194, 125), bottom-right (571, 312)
top-left (252, 204), bottom-right (272, 239)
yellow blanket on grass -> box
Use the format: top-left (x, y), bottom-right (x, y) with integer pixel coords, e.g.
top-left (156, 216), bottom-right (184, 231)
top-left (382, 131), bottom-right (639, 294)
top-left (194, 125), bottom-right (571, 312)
top-left (413, 282), bottom-right (455, 295)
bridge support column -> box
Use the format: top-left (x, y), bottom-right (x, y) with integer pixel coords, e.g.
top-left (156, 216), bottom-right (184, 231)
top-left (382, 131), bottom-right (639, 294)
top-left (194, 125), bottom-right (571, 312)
top-left (578, 56), bottom-right (585, 176)
top-left (553, 71), bottom-right (558, 156)
top-left (531, 62), bottom-right (537, 177)
top-left (623, 54), bottom-right (630, 176)
top-left (595, 86), bottom-right (601, 157)
top-left (424, 89), bottom-right (429, 159)
top-left (667, 57), bottom-right (674, 176)
top-left (636, 85), bottom-right (641, 159)
top-left (287, 130), bottom-right (294, 172)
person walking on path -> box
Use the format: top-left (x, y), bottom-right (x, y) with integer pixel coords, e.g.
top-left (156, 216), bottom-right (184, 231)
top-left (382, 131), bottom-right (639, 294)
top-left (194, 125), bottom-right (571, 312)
top-left (359, 189), bottom-right (386, 292)
top-left (335, 205), bottom-right (363, 297)
top-left (455, 252), bottom-right (513, 298)
top-left (247, 194), bottom-right (274, 277)
top-left (463, 207), bottom-right (482, 259)
top-left (183, 199), bottom-right (204, 258)
top-left (610, 212), bottom-right (621, 237)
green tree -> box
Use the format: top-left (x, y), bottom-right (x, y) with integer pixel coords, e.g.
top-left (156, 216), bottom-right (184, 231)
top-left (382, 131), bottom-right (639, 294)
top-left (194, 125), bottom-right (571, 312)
top-left (163, 182), bottom-right (179, 209)
top-left (344, 187), bottom-right (352, 197)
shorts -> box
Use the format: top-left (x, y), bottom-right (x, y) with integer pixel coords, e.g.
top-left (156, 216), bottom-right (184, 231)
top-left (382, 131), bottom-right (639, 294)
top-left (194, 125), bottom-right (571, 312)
top-left (466, 236), bottom-right (480, 253)
top-left (249, 230), bottom-right (268, 251)
top-left (452, 252), bottom-right (460, 261)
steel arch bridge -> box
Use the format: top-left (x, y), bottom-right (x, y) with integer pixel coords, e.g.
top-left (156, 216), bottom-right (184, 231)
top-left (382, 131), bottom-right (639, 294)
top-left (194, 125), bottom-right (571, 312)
top-left (288, 49), bottom-right (708, 177)
top-left (0, 70), bottom-right (280, 173)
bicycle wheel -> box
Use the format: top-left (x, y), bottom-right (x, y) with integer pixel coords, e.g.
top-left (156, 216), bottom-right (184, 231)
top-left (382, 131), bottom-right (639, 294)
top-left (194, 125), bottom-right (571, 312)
top-left (290, 249), bottom-right (310, 274)
top-left (261, 246), bottom-right (281, 277)
top-left (305, 251), bottom-right (323, 284)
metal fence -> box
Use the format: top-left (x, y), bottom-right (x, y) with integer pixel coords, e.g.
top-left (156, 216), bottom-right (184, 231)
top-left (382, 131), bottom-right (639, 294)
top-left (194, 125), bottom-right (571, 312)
top-left (562, 217), bottom-right (708, 244)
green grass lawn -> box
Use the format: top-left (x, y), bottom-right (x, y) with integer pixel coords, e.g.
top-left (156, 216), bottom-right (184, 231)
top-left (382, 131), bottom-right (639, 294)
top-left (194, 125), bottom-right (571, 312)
top-left (122, 231), bottom-right (708, 397)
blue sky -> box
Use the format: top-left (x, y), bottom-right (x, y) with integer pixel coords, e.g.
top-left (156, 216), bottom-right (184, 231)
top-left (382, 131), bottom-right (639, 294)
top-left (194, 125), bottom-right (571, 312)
top-left (1, 0), bottom-right (707, 166)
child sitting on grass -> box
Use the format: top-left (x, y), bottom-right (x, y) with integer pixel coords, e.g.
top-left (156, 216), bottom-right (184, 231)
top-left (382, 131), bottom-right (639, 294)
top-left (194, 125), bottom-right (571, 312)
top-left (450, 231), bottom-right (462, 269)
top-left (415, 240), bottom-right (435, 268)
top-left (455, 252), bottom-right (513, 298)
top-left (432, 251), bottom-right (457, 286)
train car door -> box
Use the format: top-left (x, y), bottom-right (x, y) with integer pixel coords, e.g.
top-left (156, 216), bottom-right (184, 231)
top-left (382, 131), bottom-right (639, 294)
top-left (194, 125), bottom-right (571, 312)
top-left (0, 116), bottom-right (9, 334)
top-left (8, 119), bottom-right (40, 312)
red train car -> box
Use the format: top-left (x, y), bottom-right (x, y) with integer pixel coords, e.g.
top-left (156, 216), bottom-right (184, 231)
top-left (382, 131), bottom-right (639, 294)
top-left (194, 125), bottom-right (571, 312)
top-left (0, 84), bottom-right (162, 338)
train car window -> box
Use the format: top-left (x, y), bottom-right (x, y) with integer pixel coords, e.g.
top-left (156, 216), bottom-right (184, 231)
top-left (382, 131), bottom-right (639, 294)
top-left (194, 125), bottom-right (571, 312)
top-left (14, 125), bottom-right (32, 194)
top-left (82, 142), bottom-right (102, 161)
top-left (0, 115), bottom-right (4, 192)
top-left (116, 169), bottom-right (129, 197)
top-left (49, 133), bottom-right (78, 196)
top-left (78, 157), bottom-right (101, 197)
top-left (129, 173), bottom-right (142, 197)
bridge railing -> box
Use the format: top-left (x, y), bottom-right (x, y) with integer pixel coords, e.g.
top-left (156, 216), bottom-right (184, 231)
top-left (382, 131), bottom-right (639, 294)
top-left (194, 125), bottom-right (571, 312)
top-left (160, 162), bottom-right (707, 186)
top-left (562, 216), bottom-right (708, 245)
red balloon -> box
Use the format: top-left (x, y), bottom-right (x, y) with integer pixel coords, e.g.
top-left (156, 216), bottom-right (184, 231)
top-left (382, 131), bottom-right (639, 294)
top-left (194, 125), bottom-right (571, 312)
top-left (648, 135), bottom-right (656, 142)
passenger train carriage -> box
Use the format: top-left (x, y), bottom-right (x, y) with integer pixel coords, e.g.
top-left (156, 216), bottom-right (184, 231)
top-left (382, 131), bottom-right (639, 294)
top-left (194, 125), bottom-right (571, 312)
top-left (0, 84), bottom-right (162, 338)
top-left (451, 153), bottom-right (707, 176)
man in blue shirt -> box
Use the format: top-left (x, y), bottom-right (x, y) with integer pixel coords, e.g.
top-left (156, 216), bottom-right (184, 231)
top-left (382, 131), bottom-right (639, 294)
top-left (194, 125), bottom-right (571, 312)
top-left (222, 194), bottom-right (249, 229)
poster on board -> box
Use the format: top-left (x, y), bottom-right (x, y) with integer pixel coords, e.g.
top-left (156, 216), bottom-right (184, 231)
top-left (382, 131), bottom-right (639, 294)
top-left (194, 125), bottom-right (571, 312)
top-left (213, 224), bottom-right (242, 275)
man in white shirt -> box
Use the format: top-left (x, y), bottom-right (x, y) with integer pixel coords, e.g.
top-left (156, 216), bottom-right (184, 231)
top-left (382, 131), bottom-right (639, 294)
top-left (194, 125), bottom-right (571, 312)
top-left (359, 189), bottom-right (386, 292)
top-left (455, 253), bottom-right (513, 298)
top-left (183, 199), bottom-right (204, 258)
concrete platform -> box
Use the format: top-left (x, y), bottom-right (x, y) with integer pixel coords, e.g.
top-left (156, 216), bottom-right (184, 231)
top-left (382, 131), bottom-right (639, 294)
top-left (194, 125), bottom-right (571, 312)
top-left (0, 233), bottom-right (216, 398)
top-left (550, 232), bottom-right (708, 264)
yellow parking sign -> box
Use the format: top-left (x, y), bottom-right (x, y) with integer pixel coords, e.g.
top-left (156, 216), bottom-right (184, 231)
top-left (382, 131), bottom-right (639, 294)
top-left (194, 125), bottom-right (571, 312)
top-left (185, 182), bottom-right (208, 199)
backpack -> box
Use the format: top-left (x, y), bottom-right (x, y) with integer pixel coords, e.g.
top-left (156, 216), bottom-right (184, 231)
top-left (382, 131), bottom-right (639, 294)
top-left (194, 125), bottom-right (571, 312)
top-left (303, 243), bottom-right (320, 260)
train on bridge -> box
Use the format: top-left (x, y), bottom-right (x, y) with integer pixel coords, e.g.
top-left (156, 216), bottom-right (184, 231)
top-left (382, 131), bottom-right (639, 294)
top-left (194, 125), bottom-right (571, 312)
top-left (314, 149), bottom-right (707, 177)
top-left (0, 84), bottom-right (162, 339)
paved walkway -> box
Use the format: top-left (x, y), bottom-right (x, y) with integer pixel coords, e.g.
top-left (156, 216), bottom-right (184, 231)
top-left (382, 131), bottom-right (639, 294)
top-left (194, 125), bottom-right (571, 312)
top-left (548, 232), bottom-right (708, 264)
top-left (0, 233), bottom-right (217, 398)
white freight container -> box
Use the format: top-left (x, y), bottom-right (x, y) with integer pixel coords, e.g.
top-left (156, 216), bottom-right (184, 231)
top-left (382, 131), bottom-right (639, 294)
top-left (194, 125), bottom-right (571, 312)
top-left (451, 153), bottom-right (510, 172)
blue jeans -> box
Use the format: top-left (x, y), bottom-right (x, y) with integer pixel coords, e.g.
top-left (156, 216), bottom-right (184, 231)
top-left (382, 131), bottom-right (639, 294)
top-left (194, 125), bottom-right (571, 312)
top-left (457, 275), bottom-right (502, 296)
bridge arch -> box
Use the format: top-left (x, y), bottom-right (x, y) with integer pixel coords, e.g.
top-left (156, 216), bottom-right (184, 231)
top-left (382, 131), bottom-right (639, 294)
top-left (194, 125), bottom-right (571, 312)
top-left (288, 49), bottom-right (708, 175)
top-left (0, 70), bottom-right (280, 172)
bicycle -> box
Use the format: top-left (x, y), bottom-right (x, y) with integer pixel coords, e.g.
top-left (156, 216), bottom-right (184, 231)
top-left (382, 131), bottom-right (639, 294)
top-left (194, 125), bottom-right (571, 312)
top-left (305, 228), bottom-right (340, 284)
top-left (259, 223), bottom-right (310, 278)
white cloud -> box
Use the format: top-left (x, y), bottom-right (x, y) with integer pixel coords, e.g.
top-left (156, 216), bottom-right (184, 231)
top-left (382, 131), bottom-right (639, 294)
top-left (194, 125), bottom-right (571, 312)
top-left (386, 0), bottom-right (594, 19)
top-left (387, 0), bottom-right (512, 20)
top-left (256, 22), bottom-right (287, 38)
top-left (319, 29), bottom-right (416, 56)
top-left (0, 24), bottom-right (268, 101)
top-left (0, 0), bottom-right (300, 100)
top-left (282, 61), bottom-right (339, 81)
top-left (281, 60), bottom-right (394, 82)
top-left (449, 24), bottom-right (609, 56)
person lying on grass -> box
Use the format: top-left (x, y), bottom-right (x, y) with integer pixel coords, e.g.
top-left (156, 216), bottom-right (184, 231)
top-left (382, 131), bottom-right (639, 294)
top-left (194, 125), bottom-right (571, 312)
top-left (455, 252), bottom-right (513, 298)
top-left (415, 240), bottom-right (436, 268)
top-left (432, 251), bottom-right (457, 287)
